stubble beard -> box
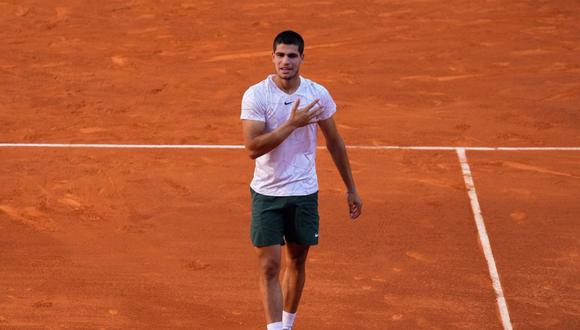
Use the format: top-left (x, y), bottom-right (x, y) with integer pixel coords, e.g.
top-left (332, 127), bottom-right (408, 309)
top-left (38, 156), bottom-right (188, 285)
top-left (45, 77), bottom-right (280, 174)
top-left (278, 68), bottom-right (299, 81)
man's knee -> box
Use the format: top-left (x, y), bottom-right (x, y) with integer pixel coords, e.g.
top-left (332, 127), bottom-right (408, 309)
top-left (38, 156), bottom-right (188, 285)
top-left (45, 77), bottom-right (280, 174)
top-left (286, 244), bottom-right (309, 269)
top-left (286, 253), bottom-right (308, 270)
top-left (260, 258), bottom-right (281, 280)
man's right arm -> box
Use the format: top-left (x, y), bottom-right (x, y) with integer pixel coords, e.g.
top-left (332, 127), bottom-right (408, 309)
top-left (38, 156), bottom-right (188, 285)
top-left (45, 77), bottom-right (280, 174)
top-left (242, 120), bottom-right (296, 159)
top-left (242, 98), bottom-right (322, 159)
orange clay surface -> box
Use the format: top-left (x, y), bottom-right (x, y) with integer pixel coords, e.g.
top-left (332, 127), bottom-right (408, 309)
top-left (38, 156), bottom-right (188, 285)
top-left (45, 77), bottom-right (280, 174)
top-left (0, 1), bottom-right (579, 329)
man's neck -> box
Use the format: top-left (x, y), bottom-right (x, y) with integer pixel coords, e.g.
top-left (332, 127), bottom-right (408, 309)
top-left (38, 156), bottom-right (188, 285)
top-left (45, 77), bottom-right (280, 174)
top-left (273, 75), bottom-right (300, 94)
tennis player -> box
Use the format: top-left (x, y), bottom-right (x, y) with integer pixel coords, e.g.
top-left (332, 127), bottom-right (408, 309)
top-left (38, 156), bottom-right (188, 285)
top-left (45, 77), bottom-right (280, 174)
top-left (241, 30), bottom-right (362, 330)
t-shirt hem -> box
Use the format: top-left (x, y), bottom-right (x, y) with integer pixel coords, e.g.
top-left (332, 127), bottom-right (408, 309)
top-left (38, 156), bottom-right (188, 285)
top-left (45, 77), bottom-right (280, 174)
top-left (249, 183), bottom-right (319, 197)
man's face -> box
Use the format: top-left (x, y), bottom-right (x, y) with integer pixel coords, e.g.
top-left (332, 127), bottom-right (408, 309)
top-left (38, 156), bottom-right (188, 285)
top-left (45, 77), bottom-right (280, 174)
top-left (272, 43), bottom-right (303, 80)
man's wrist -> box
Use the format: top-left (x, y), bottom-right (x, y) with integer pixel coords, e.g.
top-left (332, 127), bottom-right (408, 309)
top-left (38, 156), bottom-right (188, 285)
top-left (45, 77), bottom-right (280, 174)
top-left (285, 120), bottom-right (298, 131)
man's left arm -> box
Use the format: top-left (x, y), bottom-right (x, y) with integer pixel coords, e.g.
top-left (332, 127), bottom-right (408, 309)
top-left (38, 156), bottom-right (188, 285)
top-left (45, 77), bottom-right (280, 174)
top-left (318, 116), bottom-right (362, 219)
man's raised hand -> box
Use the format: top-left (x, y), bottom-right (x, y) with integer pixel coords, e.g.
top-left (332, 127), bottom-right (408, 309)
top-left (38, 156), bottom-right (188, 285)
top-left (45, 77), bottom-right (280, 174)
top-left (289, 98), bottom-right (323, 128)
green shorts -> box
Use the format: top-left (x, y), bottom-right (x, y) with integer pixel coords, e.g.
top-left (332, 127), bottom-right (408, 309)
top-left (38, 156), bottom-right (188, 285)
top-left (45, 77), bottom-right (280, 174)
top-left (250, 188), bottom-right (319, 247)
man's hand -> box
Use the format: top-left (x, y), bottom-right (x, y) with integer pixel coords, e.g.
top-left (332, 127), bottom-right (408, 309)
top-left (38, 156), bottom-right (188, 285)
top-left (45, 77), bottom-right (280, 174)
top-left (241, 98), bottom-right (323, 159)
top-left (288, 99), bottom-right (323, 128)
top-left (347, 191), bottom-right (362, 219)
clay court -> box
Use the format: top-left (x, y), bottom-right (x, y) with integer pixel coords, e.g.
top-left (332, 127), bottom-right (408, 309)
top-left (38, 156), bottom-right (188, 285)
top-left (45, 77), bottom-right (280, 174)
top-left (1, 1), bottom-right (579, 329)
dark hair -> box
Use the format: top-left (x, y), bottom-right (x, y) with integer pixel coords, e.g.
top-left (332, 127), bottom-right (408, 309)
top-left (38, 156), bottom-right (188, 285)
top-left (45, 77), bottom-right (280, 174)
top-left (273, 30), bottom-right (304, 55)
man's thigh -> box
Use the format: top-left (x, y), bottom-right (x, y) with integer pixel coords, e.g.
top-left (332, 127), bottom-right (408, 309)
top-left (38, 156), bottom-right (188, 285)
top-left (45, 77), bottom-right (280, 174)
top-left (284, 192), bottom-right (319, 246)
top-left (251, 188), bottom-right (286, 247)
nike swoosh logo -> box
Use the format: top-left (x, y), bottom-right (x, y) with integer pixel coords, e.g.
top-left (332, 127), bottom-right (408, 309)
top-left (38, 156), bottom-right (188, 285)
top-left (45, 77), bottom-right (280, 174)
top-left (284, 101), bottom-right (294, 105)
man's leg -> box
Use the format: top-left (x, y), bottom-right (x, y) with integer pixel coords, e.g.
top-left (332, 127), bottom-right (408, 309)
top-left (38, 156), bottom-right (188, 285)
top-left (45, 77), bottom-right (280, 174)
top-left (256, 244), bottom-right (283, 326)
top-left (282, 242), bottom-right (310, 313)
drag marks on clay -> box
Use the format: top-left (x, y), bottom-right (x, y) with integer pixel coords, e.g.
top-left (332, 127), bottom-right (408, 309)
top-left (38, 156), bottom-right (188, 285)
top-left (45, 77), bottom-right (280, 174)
top-left (111, 56), bottom-right (129, 66)
top-left (126, 26), bottom-right (168, 35)
top-left (31, 178), bottom-right (108, 227)
top-left (400, 74), bottom-right (483, 82)
top-left (405, 251), bottom-right (434, 264)
top-left (336, 123), bottom-right (357, 130)
top-left (43, 6), bottom-right (73, 30)
top-left (509, 211), bottom-right (527, 225)
top-left (136, 13), bottom-right (155, 19)
top-left (494, 132), bottom-right (533, 143)
top-left (377, 9), bottom-right (414, 18)
top-left (0, 3), bottom-right (29, 17)
top-left (538, 82), bottom-right (580, 102)
top-left (352, 275), bottom-right (387, 292)
top-left (462, 18), bottom-right (493, 26)
top-left (0, 204), bottom-right (58, 232)
top-left (182, 259), bottom-right (210, 271)
top-left (371, 276), bottom-right (387, 283)
top-left (32, 299), bottom-right (54, 308)
top-left (392, 267), bottom-right (403, 273)
top-left (499, 187), bottom-right (536, 200)
top-left (309, 41), bottom-right (368, 51)
top-left (500, 161), bottom-right (579, 179)
top-left (55, 7), bottom-right (71, 21)
top-left (203, 41), bottom-right (357, 62)
top-left (58, 195), bottom-right (82, 209)
top-left (52, 191), bottom-right (105, 224)
top-left (524, 25), bottom-right (559, 36)
top-left (118, 221), bottom-right (154, 234)
top-left (28, 61), bottom-right (68, 69)
top-left (550, 250), bottom-right (579, 266)
top-left (162, 178), bottom-right (192, 196)
top-left (511, 49), bottom-right (554, 56)
top-left (203, 50), bottom-right (270, 62)
top-left (117, 221), bottom-right (151, 234)
top-left (405, 177), bottom-right (464, 190)
top-left (117, 208), bottom-right (155, 234)
top-left (288, 1), bottom-right (334, 7)
top-left (382, 293), bottom-right (471, 326)
top-left (454, 123), bottom-right (472, 131)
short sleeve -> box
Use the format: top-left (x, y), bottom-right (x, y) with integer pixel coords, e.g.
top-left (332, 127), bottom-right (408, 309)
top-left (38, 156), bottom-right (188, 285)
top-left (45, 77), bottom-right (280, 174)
top-left (317, 86), bottom-right (337, 121)
top-left (240, 87), bottom-right (266, 122)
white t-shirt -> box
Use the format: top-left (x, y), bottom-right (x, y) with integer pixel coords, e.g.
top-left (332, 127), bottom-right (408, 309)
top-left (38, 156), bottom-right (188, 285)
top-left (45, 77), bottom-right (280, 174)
top-left (241, 75), bottom-right (337, 196)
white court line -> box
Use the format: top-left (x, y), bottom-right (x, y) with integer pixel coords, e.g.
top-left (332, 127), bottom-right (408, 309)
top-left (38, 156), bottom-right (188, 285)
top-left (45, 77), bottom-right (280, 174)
top-left (456, 148), bottom-right (513, 330)
top-left (0, 143), bottom-right (245, 149)
top-left (348, 146), bottom-right (580, 151)
top-left (1, 143), bottom-right (580, 151)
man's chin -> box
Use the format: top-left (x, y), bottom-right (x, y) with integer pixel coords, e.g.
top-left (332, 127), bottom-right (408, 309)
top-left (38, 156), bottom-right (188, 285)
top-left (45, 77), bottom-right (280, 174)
top-left (277, 72), bottom-right (297, 80)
